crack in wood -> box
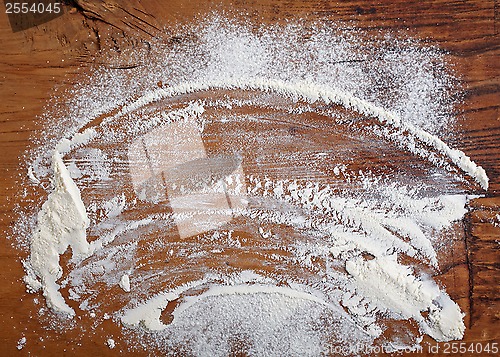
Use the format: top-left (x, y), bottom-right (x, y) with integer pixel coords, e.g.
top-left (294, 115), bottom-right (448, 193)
top-left (464, 209), bottom-right (476, 329)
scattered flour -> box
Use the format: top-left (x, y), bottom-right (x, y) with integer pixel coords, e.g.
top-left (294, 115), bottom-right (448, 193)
top-left (119, 274), bottom-right (131, 293)
top-left (115, 78), bottom-right (488, 190)
top-left (106, 338), bottom-right (115, 349)
top-left (15, 15), bottom-right (489, 355)
top-left (23, 152), bottom-right (90, 316)
top-left (17, 337), bottom-right (26, 350)
top-left (345, 254), bottom-right (464, 341)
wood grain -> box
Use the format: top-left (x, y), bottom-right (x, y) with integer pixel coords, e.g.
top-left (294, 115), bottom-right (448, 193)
top-left (0, 1), bottom-right (498, 355)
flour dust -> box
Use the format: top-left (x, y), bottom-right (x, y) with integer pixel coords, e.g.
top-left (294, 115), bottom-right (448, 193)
top-left (13, 15), bottom-right (487, 356)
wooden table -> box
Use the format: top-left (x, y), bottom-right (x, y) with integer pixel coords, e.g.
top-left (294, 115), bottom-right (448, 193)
top-left (0, 1), bottom-right (498, 355)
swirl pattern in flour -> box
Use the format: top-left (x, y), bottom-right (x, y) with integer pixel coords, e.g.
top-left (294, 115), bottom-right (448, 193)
top-left (18, 16), bottom-right (487, 355)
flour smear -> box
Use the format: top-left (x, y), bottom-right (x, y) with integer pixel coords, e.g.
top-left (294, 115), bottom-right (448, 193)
top-left (14, 15), bottom-right (488, 356)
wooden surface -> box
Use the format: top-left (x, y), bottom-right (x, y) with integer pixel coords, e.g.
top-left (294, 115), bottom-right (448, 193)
top-left (0, 1), bottom-right (498, 355)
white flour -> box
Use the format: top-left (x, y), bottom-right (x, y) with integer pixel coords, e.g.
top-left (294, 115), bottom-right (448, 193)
top-left (106, 338), bottom-right (115, 349)
top-left (23, 152), bottom-right (90, 316)
top-left (15, 15), bottom-right (488, 355)
top-left (16, 337), bottom-right (26, 350)
top-left (113, 78), bottom-right (488, 189)
top-left (119, 274), bottom-right (131, 293)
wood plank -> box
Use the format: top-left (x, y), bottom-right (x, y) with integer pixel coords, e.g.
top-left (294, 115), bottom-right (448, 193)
top-left (0, 0), bottom-right (498, 355)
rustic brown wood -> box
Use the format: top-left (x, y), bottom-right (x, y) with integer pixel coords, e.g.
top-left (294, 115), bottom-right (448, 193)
top-left (0, 1), bottom-right (498, 356)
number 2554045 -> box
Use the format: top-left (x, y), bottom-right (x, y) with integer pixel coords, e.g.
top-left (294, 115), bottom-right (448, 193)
top-left (5, 2), bottom-right (61, 14)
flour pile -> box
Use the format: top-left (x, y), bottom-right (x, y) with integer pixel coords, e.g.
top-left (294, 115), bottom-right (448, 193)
top-left (15, 15), bottom-right (487, 355)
